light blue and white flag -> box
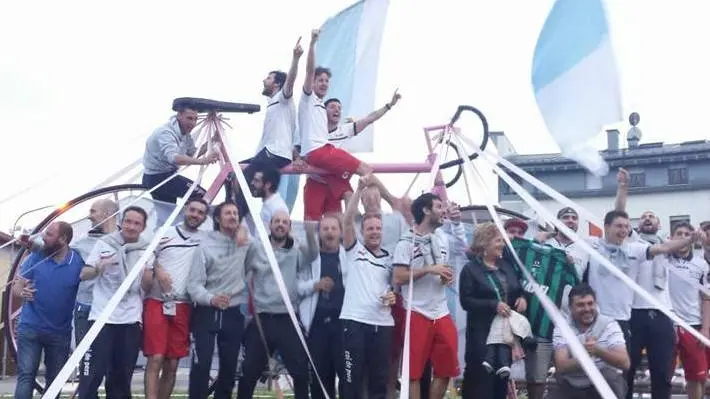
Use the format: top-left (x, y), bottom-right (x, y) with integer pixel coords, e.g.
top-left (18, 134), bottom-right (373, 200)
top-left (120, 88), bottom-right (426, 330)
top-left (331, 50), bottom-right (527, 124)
top-left (532, 0), bottom-right (622, 176)
top-left (316, 0), bottom-right (389, 153)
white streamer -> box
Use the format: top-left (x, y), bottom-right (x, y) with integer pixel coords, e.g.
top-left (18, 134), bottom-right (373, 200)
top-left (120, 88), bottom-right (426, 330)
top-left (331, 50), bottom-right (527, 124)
top-left (42, 132), bottom-right (212, 399)
top-left (452, 133), bottom-right (617, 399)
top-left (459, 133), bottom-right (710, 350)
top-left (215, 116), bottom-right (331, 398)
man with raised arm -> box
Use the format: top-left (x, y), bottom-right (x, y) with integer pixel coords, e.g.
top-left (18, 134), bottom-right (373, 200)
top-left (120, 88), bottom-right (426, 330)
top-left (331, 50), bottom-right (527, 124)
top-left (77, 206), bottom-right (150, 399)
top-left (13, 222), bottom-right (84, 399)
top-left (340, 176), bottom-right (396, 399)
top-left (237, 211), bottom-right (318, 399)
top-left (298, 28), bottom-right (376, 221)
top-left (612, 168), bottom-right (677, 399)
top-left (140, 197), bottom-right (209, 399)
top-left (249, 164), bottom-right (289, 229)
top-left (297, 212), bottom-right (347, 399)
top-left (227, 39), bottom-right (304, 205)
top-left (142, 105), bottom-right (218, 204)
top-left (391, 193), bottom-right (459, 399)
top-left (186, 201), bottom-right (267, 399)
top-left (324, 90), bottom-right (401, 148)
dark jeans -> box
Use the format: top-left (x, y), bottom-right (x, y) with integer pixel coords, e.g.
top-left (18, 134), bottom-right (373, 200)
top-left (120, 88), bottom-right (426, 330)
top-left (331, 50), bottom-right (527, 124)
top-left (308, 310), bottom-right (345, 399)
top-left (142, 171), bottom-right (206, 204)
top-left (15, 328), bottom-right (71, 399)
top-left (74, 303), bottom-right (91, 345)
top-left (77, 322), bottom-right (142, 399)
top-left (626, 309), bottom-right (675, 399)
top-left (341, 320), bottom-right (392, 399)
top-left (484, 343), bottom-right (513, 373)
top-left (189, 306), bottom-right (244, 399)
top-left (237, 313), bottom-right (309, 399)
top-left (462, 326), bottom-right (508, 399)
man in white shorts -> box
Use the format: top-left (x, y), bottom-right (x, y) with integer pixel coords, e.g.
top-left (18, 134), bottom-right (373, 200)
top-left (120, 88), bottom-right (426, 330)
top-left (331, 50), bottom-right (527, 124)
top-left (140, 197), bottom-right (209, 399)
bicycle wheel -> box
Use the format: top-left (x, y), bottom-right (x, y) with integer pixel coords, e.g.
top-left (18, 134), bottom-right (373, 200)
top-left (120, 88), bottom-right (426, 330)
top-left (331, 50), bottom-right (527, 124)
top-left (2, 183), bottom-right (150, 394)
top-left (440, 141), bottom-right (464, 189)
top-left (439, 105), bottom-right (490, 170)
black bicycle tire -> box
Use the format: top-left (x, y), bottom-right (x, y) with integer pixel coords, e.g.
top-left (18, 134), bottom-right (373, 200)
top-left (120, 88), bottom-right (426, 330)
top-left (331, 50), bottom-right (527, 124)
top-left (439, 105), bottom-right (490, 170)
top-left (443, 141), bottom-right (464, 189)
top-left (2, 183), bottom-right (147, 394)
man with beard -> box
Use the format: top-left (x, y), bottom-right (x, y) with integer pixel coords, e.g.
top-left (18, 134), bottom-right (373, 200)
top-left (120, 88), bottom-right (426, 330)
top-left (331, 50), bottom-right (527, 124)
top-left (340, 177), bottom-right (396, 399)
top-left (613, 168), bottom-right (677, 399)
top-left (392, 193), bottom-right (458, 399)
top-left (72, 199), bottom-right (119, 347)
top-left (187, 202), bottom-right (267, 399)
top-left (536, 207), bottom-right (588, 280)
top-left (250, 165), bottom-right (289, 229)
top-left (78, 206), bottom-right (150, 399)
top-left (141, 197), bottom-right (209, 399)
top-left (227, 38), bottom-right (303, 206)
top-left (549, 283), bottom-right (629, 398)
top-left (297, 212), bottom-right (348, 399)
top-left (13, 221), bottom-right (84, 399)
top-left (237, 210), bottom-right (318, 399)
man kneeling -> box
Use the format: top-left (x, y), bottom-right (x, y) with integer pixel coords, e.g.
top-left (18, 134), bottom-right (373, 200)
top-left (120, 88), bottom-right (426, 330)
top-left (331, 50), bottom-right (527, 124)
top-left (550, 283), bottom-right (629, 399)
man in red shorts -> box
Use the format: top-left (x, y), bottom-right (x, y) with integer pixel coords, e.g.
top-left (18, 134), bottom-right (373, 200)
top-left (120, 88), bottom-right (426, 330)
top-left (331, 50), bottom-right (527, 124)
top-left (141, 197), bottom-right (209, 399)
top-left (391, 193), bottom-right (459, 399)
top-left (297, 28), bottom-right (375, 221)
top-left (667, 221), bottom-right (710, 399)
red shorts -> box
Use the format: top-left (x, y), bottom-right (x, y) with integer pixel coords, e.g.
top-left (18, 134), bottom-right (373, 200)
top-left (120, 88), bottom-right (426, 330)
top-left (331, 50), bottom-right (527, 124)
top-left (408, 311), bottom-right (460, 380)
top-left (305, 144), bottom-right (361, 179)
top-left (674, 326), bottom-right (710, 382)
top-left (390, 293), bottom-right (406, 360)
top-left (303, 177), bottom-right (353, 221)
top-left (143, 298), bottom-right (192, 358)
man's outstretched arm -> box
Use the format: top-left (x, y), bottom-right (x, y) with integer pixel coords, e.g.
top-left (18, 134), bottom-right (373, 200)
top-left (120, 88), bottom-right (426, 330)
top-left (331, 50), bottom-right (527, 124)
top-left (302, 29), bottom-right (319, 96)
top-left (353, 89), bottom-right (401, 134)
top-left (283, 37), bottom-right (303, 99)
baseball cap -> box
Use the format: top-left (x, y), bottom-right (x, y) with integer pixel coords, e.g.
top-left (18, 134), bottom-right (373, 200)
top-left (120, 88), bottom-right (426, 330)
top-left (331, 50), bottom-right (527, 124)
top-left (504, 218), bottom-right (528, 234)
top-left (557, 207), bottom-right (578, 219)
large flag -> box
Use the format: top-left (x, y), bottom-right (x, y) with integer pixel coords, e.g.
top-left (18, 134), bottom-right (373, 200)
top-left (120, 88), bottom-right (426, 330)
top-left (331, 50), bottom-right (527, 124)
top-left (316, 0), bottom-right (389, 153)
top-left (531, 0), bottom-right (622, 176)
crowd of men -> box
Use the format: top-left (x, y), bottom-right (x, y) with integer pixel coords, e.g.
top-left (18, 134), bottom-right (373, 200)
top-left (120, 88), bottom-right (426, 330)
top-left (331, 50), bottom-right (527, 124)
top-left (10, 26), bottom-right (710, 399)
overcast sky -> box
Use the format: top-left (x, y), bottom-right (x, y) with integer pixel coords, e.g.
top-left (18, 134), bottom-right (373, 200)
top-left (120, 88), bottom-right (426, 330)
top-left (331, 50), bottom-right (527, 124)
top-left (1, 0), bottom-right (709, 233)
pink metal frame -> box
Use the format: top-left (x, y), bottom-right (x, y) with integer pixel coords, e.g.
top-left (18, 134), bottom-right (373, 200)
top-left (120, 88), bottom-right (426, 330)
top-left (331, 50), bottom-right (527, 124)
top-left (202, 114), bottom-right (453, 203)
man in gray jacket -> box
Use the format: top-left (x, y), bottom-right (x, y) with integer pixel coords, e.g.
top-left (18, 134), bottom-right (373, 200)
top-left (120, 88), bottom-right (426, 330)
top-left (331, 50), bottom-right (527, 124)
top-left (237, 210), bottom-right (318, 399)
top-left (187, 201), bottom-right (267, 399)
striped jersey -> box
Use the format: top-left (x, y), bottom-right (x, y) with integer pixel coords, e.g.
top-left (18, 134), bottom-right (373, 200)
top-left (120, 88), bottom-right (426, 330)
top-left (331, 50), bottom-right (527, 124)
top-left (509, 238), bottom-right (580, 339)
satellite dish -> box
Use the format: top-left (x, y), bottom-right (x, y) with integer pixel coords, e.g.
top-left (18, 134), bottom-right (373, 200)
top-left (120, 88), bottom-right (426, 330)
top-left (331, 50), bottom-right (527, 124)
top-left (629, 112), bottom-right (640, 127)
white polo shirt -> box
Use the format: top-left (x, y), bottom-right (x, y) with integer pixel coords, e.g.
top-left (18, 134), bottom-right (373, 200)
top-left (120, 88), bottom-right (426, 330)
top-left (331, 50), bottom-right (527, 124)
top-left (298, 91), bottom-right (329, 156)
top-left (668, 251), bottom-right (710, 326)
top-left (586, 237), bottom-right (650, 321)
top-left (146, 225), bottom-right (203, 302)
top-left (629, 232), bottom-right (673, 310)
top-left (255, 90), bottom-right (296, 160)
top-left (328, 122), bottom-right (356, 149)
top-left (340, 242), bottom-right (394, 326)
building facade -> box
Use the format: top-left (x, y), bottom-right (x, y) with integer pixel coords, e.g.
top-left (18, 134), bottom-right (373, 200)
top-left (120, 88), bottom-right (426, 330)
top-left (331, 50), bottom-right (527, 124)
top-left (497, 129), bottom-right (710, 238)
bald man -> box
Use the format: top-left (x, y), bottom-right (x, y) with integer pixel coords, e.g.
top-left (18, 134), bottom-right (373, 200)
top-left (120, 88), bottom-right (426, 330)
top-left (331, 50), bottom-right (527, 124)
top-left (72, 199), bottom-right (120, 346)
top-left (237, 211), bottom-right (319, 399)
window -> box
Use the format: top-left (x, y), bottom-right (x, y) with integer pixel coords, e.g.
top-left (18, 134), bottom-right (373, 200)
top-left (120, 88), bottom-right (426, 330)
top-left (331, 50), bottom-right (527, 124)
top-left (629, 171), bottom-right (646, 188)
top-left (585, 172), bottom-right (602, 190)
top-left (668, 167), bottom-right (689, 185)
top-left (669, 215), bottom-right (691, 232)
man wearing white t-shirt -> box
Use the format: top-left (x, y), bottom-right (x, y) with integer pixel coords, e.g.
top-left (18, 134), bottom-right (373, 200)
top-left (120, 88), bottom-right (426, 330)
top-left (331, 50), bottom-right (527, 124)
top-left (392, 193), bottom-right (458, 399)
top-left (249, 165), bottom-right (289, 229)
top-left (297, 29), bottom-right (375, 221)
top-left (667, 221), bottom-right (710, 399)
top-left (323, 90), bottom-right (401, 149)
top-left (341, 177), bottom-right (396, 399)
top-left (583, 210), bottom-right (701, 351)
top-left (77, 206), bottom-right (150, 399)
top-left (140, 197), bottom-right (208, 399)
top-left (228, 38), bottom-right (303, 207)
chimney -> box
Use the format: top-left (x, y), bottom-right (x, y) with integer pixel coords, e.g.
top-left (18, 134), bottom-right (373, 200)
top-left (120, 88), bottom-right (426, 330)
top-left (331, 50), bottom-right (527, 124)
top-left (606, 129), bottom-right (619, 151)
top-left (489, 131), bottom-right (517, 157)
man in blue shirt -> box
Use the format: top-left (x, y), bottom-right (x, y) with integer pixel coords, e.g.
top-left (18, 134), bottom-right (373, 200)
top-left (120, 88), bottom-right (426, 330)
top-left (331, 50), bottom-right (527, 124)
top-left (12, 221), bottom-right (85, 399)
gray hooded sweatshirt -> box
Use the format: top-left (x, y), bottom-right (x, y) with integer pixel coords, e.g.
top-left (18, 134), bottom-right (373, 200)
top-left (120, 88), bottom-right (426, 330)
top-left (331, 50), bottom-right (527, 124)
top-left (188, 230), bottom-right (267, 307)
top-left (249, 236), bottom-right (318, 314)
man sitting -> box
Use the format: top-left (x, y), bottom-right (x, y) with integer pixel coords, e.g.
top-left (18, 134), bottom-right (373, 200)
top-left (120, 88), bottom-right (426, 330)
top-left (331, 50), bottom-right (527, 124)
top-left (550, 283), bottom-right (629, 398)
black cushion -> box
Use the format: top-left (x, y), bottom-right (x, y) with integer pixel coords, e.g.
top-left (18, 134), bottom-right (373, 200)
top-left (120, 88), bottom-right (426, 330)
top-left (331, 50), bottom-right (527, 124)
top-left (172, 97), bottom-right (260, 114)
